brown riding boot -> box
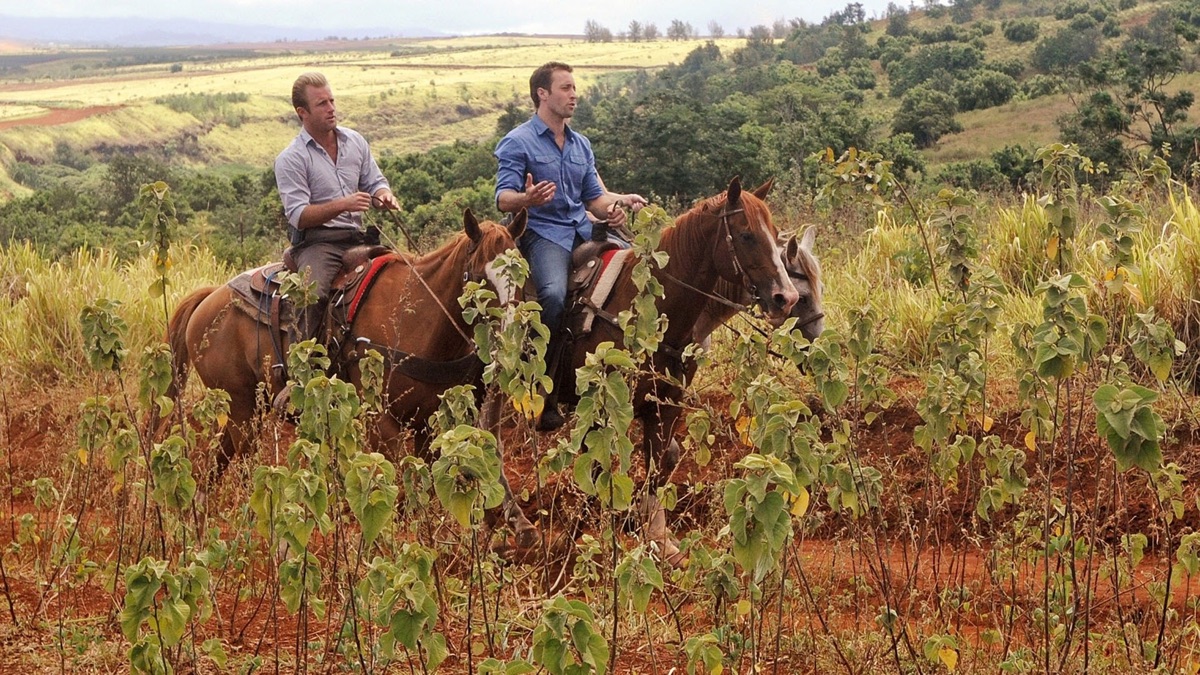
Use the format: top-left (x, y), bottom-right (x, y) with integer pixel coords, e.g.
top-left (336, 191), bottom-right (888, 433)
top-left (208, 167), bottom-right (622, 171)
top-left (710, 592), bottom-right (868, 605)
top-left (274, 301), bottom-right (326, 421)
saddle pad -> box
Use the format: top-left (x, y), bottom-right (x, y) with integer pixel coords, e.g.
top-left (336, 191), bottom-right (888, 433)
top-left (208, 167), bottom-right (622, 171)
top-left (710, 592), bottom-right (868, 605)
top-left (227, 262), bottom-right (289, 323)
top-left (581, 248), bottom-right (634, 333)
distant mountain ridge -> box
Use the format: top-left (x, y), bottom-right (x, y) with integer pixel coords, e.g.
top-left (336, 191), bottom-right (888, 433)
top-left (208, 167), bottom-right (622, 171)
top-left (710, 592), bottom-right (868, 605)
top-left (0, 15), bottom-right (444, 47)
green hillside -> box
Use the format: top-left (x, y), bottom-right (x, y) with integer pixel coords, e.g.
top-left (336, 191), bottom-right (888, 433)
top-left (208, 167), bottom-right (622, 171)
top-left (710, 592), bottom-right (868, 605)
top-left (0, 37), bottom-right (746, 200)
top-left (2, 0), bottom-right (1200, 263)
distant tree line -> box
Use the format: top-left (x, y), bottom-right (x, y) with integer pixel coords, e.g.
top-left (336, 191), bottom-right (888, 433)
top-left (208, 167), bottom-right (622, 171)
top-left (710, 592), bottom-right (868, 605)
top-left (583, 18), bottom-right (703, 42)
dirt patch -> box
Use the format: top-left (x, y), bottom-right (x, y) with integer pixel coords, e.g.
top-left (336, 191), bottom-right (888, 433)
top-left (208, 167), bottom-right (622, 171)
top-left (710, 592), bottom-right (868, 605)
top-left (0, 105), bottom-right (123, 131)
top-left (3, 378), bottom-right (1200, 672)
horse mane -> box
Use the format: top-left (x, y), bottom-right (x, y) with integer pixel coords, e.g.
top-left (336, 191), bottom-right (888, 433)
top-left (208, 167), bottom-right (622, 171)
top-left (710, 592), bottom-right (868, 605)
top-left (412, 220), bottom-right (510, 270)
top-left (661, 187), bottom-right (776, 270)
top-left (692, 187), bottom-right (771, 223)
top-left (414, 230), bottom-right (468, 267)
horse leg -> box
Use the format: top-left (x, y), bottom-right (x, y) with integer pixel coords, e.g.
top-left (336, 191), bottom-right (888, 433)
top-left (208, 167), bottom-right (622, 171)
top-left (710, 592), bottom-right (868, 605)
top-left (638, 406), bottom-right (685, 566)
top-left (479, 389), bottom-right (538, 550)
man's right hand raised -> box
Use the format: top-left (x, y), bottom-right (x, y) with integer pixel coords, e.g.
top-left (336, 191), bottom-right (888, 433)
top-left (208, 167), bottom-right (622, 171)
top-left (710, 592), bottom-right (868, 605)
top-left (523, 173), bottom-right (556, 208)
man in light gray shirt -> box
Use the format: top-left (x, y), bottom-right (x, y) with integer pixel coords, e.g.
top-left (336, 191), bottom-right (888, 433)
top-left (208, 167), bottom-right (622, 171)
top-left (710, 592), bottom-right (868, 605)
top-left (275, 71), bottom-right (398, 347)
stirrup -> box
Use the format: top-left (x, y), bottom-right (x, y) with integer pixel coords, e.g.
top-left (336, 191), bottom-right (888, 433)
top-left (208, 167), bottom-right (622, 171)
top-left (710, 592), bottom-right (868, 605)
top-left (535, 403), bottom-right (565, 432)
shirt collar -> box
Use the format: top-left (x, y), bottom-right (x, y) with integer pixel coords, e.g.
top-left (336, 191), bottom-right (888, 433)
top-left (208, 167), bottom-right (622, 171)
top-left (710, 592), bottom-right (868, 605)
top-left (299, 126), bottom-right (345, 147)
top-left (530, 114), bottom-right (573, 141)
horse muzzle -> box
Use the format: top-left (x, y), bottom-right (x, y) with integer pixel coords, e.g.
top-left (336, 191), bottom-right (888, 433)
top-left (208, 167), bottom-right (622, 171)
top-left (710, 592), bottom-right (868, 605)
top-left (759, 282), bottom-right (799, 326)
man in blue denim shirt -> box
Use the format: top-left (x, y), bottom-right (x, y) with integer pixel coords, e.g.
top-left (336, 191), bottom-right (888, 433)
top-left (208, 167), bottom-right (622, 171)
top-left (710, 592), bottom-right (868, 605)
top-left (495, 61), bottom-right (644, 428)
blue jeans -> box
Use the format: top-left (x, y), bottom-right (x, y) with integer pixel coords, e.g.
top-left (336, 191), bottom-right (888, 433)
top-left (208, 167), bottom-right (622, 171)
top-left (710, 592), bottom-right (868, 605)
top-left (520, 228), bottom-right (629, 334)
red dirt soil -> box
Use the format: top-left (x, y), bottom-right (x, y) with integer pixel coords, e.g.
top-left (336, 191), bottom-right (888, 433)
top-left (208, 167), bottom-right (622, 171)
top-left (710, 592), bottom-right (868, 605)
top-left (2, 381), bottom-right (1200, 672)
top-left (0, 105), bottom-right (123, 131)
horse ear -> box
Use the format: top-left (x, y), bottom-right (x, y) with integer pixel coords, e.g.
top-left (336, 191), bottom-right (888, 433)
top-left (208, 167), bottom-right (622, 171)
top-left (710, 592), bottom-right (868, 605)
top-left (727, 176), bottom-right (743, 205)
top-left (799, 225), bottom-right (816, 252)
top-left (463, 208), bottom-right (482, 242)
top-left (751, 177), bottom-right (774, 201)
top-left (785, 233), bottom-right (801, 260)
top-left (508, 208), bottom-right (528, 240)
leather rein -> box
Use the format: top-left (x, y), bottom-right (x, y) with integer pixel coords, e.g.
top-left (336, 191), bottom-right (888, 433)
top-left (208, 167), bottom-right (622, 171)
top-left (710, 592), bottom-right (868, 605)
top-left (347, 239), bottom-right (505, 386)
top-left (659, 206), bottom-right (824, 329)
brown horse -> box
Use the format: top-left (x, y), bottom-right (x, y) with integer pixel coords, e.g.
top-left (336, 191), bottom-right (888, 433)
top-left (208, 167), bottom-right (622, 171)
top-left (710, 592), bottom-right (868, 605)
top-left (691, 226), bottom-right (825, 348)
top-left (555, 177), bottom-right (798, 561)
top-left (166, 209), bottom-right (535, 543)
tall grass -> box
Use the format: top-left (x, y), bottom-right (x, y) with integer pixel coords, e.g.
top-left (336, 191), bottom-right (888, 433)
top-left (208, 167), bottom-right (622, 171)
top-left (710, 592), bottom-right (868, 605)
top-left (0, 175), bottom-right (1197, 397)
top-left (0, 242), bottom-right (230, 388)
top-left (809, 180), bottom-right (1200, 390)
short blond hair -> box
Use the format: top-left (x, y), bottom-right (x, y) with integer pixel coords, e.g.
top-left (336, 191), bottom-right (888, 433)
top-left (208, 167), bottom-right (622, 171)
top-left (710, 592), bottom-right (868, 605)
top-left (291, 72), bottom-right (328, 111)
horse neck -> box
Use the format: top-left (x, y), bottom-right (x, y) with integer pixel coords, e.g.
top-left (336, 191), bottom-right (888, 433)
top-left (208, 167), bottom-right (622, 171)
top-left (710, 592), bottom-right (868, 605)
top-left (656, 209), bottom-right (725, 344)
top-left (696, 277), bottom-right (745, 337)
top-left (387, 243), bottom-right (470, 335)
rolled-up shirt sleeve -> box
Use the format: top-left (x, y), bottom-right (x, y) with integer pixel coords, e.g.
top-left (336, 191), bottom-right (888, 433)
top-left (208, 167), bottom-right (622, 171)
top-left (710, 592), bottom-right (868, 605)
top-left (356, 137), bottom-right (389, 196)
top-left (494, 135), bottom-right (526, 209)
top-left (275, 149), bottom-right (310, 229)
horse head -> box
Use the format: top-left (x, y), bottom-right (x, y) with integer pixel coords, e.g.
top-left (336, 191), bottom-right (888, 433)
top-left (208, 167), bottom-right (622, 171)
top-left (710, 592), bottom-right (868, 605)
top-left (781, 226), bottom-right (825, 342)
top-left (710, 176), bottom-right (798, 324)
top-left (462, 207), bottom-right (528, 313)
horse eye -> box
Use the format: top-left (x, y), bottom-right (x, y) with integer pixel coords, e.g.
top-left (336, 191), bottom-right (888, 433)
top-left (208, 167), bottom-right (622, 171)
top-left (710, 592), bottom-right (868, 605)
top-left (738, 232), bottom-right (755, 244)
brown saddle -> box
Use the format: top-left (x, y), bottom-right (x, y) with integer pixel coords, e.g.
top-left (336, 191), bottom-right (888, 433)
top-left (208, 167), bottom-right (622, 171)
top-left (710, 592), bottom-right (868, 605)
top-left (226, 244), bottom-right (394, 390)
top-left (229, 245), bottom-right (393, 325)
top-left (564, 241), bottom-right (633, 337)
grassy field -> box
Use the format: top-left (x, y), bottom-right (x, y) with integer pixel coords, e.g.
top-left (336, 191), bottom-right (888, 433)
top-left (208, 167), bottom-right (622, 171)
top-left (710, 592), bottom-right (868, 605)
top-left (0, 36), bottom-right (747, 200)
top-left (8, 16), bottom-right (1200, 671)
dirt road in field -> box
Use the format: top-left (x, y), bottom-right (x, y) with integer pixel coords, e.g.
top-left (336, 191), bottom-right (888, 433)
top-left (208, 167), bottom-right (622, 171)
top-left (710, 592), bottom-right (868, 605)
top-left (0, 104), bottom-right (122, 131)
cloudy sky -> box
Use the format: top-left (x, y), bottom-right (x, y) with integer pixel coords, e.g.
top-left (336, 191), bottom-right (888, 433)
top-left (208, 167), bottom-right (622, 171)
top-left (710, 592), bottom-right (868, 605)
top-left (0, 0), bottom-right (901, 35)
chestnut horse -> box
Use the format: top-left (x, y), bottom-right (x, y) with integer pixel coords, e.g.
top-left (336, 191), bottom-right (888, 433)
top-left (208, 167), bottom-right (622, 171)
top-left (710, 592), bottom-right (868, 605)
top-left (691, 226), bottom-right (825, 348)
top-left (556, 177), bottom-right (798, 561)
top-left (166, 210), bottom-right (535, 542)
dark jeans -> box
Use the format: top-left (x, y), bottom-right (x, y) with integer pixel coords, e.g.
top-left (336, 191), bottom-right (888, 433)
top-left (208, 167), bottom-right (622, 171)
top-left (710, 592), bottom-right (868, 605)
top-left (519, 228), bottom-right (630, 334)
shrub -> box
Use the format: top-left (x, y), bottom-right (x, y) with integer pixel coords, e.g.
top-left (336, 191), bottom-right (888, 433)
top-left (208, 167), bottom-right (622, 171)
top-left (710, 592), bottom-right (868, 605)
top-left (873, 132), bottom-right (926, 178)
top-left (877, 35), bottom-right (915, 70)
top-left (887, 10), bottom-right (911, 37)
top-left (892, 85), bottom-right (962, 148)
top-left (1022, 74), bottom-right (1066, 98)
top-left (1032, 27), bottom-right (1102, 72)
top-left (1069, 13), bottom-right (1099, 31)
top-left (846, 58), bottom-right (877, 90)
top-left (1002, 18), bottom-right (1039, 43)
top-left (1054, 0), bottom-right (1094, 20)
top-left (935, 159), bottom-right (1007, 191)
top-left (988, 57), bottom-right (1026, 79)
top-left (887, 42), bottom-right (984, 98)
top-left (992, 145), bottom-right (1037, 189)
top-left (952, 69), bottom-right (1018, 111)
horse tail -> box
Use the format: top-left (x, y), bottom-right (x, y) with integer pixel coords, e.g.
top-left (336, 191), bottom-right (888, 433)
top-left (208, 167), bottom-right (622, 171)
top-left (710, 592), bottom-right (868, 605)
top-left (166, 286), bottom-right (216, 400)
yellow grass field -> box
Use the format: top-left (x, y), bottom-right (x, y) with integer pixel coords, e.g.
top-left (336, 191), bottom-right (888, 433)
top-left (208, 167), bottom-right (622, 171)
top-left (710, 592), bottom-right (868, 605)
top-left (0, 36), bottom-right (746, 199)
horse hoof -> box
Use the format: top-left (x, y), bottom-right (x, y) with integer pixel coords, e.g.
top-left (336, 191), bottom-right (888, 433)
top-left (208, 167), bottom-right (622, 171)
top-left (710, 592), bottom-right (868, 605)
top-left (514, 523), bottom-right (540, 550)
top-left (535, 405), bottom-right (565, 432)
top-left (272, 385), bottom-right (298, 423)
